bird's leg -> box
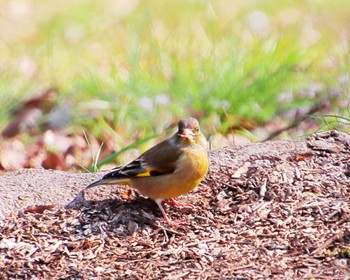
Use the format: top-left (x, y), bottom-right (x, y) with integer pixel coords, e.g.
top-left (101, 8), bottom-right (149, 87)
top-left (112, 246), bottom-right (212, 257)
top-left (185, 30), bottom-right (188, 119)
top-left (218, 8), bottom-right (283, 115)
top-left (155, 199), bottom-right (176, 226)
top-left (165, 198), bottom-right (193, 208)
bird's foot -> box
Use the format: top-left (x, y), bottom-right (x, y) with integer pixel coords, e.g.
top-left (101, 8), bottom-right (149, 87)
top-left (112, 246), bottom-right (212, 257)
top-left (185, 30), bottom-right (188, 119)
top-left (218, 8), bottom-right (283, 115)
top-left (164, 198), bottom-right (193, 208)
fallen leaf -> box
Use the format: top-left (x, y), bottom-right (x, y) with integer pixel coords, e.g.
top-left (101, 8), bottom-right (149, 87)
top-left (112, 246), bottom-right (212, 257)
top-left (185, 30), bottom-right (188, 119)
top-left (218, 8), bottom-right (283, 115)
top-left (23, 204), bottom-right (57, 214)
top-left (0, 140), bottom-right (27, 170)
top-left (42, 151), bottom-right (65, 170)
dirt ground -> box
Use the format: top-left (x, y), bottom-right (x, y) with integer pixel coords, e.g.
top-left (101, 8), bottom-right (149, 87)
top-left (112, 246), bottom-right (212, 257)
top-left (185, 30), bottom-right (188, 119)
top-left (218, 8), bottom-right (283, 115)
top-left (1, 130), bottom-right (350, 279)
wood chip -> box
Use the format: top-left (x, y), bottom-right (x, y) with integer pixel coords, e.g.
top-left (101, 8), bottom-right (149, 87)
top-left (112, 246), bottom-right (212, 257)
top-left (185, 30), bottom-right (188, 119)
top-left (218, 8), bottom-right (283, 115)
top-left (1, 130), bottom-right (350, 278)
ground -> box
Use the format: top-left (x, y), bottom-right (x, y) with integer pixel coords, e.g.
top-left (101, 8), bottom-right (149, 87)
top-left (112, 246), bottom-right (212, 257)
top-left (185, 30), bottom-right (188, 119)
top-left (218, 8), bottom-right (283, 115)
top-left (1, 130), bottom-right (350, 279)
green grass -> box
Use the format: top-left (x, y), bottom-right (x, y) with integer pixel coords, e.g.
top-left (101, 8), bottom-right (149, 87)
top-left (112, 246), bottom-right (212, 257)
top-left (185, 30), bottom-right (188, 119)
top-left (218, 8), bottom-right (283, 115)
top-left (1, 0), bottom-right (350, 148)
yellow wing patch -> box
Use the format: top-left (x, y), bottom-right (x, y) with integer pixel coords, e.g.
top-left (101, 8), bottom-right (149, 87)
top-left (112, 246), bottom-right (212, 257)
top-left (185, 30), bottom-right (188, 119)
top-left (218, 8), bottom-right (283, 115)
top-left (135, 170), bottom-right (152, 177)
top-left (134, 169), bottom-right (168, 177)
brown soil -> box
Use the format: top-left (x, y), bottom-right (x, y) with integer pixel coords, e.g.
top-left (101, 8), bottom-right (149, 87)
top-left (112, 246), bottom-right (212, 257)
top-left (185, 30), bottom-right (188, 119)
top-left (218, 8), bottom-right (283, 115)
top-left (1, 130), bottom-right (350, 279)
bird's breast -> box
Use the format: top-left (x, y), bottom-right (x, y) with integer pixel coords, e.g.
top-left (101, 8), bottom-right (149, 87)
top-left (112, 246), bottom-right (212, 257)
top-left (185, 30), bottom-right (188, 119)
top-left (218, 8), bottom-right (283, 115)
top-left (129, 147), bottom-right (208, 200)
top-left (175, 148), bottom-right (209, 181)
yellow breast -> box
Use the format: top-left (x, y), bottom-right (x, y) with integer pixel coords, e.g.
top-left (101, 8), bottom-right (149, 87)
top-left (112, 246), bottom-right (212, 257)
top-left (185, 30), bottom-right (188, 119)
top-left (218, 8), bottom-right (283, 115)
top-left (129, 147), bottom-right (208, 200)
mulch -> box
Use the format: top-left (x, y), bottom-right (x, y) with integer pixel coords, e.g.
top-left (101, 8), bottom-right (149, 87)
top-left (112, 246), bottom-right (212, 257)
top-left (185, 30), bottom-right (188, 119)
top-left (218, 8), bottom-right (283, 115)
top-left (1, 130), bottom-right (350, 279)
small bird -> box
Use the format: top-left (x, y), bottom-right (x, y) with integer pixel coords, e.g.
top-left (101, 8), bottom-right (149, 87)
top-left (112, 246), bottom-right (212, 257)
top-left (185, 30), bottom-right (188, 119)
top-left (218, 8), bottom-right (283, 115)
top-left (83, 117), bottom-right (209, 224)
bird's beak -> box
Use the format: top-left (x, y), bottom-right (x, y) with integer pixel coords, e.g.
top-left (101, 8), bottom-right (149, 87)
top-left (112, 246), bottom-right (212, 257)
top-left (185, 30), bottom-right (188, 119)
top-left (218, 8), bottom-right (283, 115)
top-left (178, 128), bottom-right (195, 141)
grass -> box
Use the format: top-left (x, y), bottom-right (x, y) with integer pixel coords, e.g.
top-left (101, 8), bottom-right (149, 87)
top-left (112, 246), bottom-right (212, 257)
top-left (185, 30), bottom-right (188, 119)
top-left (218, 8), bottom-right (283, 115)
top-left (1, 0), bottom-right (350, 152)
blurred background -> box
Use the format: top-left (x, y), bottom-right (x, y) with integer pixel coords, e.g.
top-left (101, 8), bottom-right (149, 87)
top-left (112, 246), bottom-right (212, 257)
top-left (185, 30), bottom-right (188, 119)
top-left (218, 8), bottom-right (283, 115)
top-left (0, 0), bottom-right (349, 172)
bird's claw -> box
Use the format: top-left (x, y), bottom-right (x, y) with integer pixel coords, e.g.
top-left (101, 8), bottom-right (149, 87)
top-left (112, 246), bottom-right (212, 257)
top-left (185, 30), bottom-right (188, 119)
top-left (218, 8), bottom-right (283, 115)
top-left (165, 198), bottom-right (193, 208)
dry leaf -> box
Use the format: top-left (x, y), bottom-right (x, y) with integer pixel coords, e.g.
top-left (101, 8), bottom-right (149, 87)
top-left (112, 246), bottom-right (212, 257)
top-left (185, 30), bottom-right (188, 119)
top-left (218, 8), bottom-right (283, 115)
top-left (23, 204), bottom-right (56, 214)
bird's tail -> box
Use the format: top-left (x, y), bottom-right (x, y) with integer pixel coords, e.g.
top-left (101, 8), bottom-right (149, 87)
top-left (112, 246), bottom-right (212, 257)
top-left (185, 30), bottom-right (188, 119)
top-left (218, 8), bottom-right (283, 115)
top-left (84, 177), bottom-right (130, 191)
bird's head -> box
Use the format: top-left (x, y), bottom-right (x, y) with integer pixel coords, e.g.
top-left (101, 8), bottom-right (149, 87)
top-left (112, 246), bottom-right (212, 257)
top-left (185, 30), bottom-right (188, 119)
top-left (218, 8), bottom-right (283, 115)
top-left (177, 117), bottom-right (201, 143)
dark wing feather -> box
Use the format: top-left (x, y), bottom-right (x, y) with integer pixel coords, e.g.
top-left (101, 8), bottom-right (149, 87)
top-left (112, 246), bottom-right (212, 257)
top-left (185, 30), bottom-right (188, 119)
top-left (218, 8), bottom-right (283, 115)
top-left (102, 138), bottom-right (182, 180)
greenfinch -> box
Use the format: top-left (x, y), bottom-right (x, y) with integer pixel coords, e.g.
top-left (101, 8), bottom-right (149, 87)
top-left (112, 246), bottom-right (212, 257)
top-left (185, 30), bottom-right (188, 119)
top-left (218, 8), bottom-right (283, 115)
top-left (83, 117), bottom-right (209, 224)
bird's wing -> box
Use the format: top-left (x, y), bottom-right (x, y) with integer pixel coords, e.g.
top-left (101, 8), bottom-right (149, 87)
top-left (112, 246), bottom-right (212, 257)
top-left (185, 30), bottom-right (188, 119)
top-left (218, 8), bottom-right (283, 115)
top-left (103, 139), bottom-right (182, 180)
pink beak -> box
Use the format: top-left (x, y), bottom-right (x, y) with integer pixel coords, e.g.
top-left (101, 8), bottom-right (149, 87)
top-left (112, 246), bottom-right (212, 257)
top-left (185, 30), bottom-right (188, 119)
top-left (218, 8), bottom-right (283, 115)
top-left (178, 128), bottom-right (194, 141)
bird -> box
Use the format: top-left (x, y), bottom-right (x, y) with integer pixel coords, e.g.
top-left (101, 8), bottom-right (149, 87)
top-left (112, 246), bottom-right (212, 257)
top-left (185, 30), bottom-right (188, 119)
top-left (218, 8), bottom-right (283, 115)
top-left (83, 117), bottom-right (209, 225)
